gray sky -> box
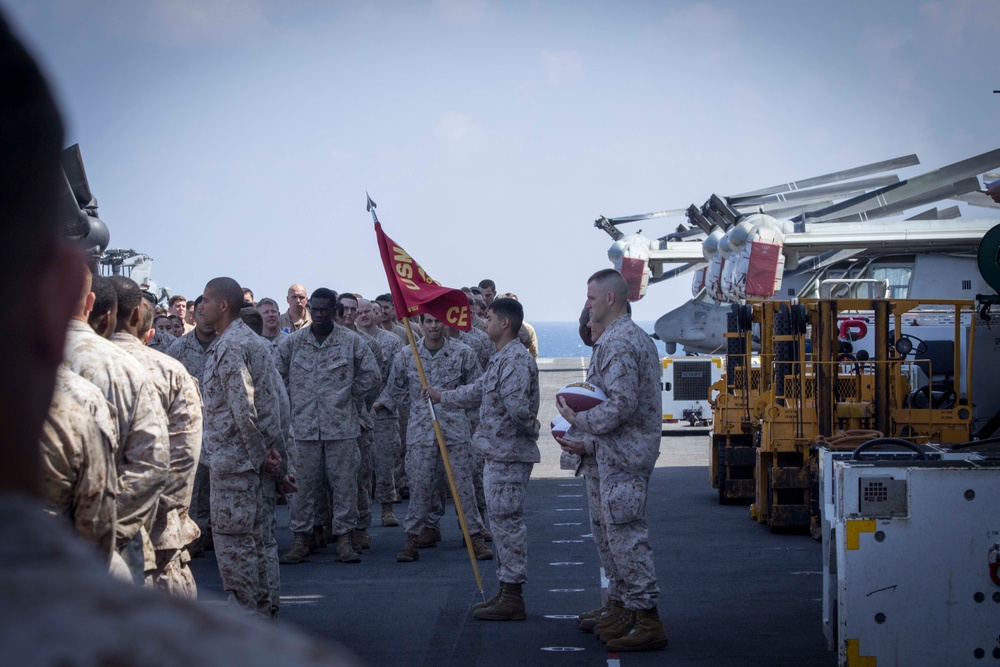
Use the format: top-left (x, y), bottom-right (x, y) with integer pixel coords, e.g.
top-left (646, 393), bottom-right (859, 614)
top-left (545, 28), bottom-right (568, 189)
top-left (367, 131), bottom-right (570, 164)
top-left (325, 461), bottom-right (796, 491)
top-left (6, 0), bottom-right (999, 321)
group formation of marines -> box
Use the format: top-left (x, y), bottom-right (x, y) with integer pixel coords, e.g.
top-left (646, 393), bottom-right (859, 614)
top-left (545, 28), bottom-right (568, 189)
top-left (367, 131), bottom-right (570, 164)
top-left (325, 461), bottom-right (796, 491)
top-left (43, 265), bottom-right (556, 622)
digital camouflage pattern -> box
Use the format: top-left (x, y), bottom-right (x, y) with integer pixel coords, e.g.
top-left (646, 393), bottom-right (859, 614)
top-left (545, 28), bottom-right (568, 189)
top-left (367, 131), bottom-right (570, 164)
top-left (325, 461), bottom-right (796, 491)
top-left (288, 439), bottom-right (359, 536)
top-left (382, 336), bottom-right (484, 537)
top-left (573, 314), bottom-right (661, 611)
top-left (40, 366), bottom-right (118, 563)
top-left (439, 338), bottom-right (540, 463)
top-left (166, 329), bottom-right (213, 388)
top-left (483, 460), bottom-right (532, 583)
top-left (275, 324), bottom-right (381, 442)
top-left (113, 333), bottom-right (203, 598)
top-left (64, 320), bottom-right (169, 549)
top-left (277, 324), bottom-right (380, 538)
top-left (202, 319), bottom-right (283, 613)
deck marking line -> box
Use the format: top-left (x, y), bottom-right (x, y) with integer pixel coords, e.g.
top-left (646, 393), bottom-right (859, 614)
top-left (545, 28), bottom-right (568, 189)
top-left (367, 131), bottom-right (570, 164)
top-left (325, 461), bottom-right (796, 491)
top-left (541, 647), bottom-right (585, 652)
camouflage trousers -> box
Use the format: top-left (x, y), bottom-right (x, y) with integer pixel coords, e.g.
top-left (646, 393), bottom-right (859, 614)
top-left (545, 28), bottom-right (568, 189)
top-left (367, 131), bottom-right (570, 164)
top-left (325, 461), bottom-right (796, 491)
top-left (261, 476), bottom-right (280, 616)
top-left (473, 452), bottom-right (486, 517)
top-left (356, 429), bottom-right (374, 530)
top-left (582, 456), bottom-right (620, 602)
top-left (288, 439), bottom-right (359, 537)
top-left (394, 412), bottom-right (408, 495)
top-left (483, 460), bottom-right (532, 584)
top-left (151, 548), bottom-right (197, 599)
top-left (209, 469), bottom-right (268, 615)
top-left (191, 462), bottom-right (211, 537)
top-left (599, 466), bottom-right (659, 610)
top-left (373, 414), bottom-right (400, 504)
top-left (403, 438), bottom-right (483, 537)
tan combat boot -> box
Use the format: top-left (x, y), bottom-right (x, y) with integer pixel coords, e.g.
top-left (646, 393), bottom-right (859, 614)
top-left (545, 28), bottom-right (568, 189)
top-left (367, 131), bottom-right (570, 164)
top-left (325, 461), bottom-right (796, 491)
top-left (480, 528), bottom-right (493, 543)
top-left (416, 526), bottom-right (439, 548)
top-left (473, 582), bottom-right (526, 621)
top-left (579, 599), bottom-right (624, 632)
top-left (470, 534), bottom-right (494, 560)
top-left (472, 588), bottom-right (502, 611)
top-left (335, 533), bottom-right (361, 563)
top-left (278, 532), bottom-right (312, 564)
top-left (396, 534), bottom-right (420, 562)
top-left (605, 606), bottom-right (668, 652)
top-left (351, 528), bottom-right (371, 551)
top-left (381, 503), bottom-right (399, 527)
top-left (598, 608), bottom-right (636, 643)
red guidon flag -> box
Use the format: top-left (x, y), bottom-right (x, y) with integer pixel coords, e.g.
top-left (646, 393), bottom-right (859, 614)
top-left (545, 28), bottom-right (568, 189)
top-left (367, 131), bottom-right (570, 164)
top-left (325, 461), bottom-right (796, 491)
top-left (375, 221), bottom-right (472, 331)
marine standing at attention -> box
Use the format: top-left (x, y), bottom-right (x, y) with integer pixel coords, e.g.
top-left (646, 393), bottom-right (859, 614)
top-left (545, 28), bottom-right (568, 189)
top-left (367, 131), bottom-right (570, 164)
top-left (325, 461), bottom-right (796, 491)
top-left (555, 268), bottom-right (668, 653)
top-left (425, 297), bottom-right (540, 621)
top-left (201, 277), bottom-right (284, 615)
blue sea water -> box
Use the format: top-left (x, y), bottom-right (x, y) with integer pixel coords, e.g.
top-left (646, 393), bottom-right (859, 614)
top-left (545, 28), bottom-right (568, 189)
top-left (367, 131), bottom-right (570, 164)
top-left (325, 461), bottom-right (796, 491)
top-left (531, 321), bottom-right (665, 358)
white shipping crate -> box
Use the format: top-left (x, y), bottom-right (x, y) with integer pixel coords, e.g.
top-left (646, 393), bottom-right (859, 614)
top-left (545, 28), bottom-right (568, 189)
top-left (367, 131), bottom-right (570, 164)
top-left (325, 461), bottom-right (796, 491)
top-left (829, 455), bottom-right (1000, 665)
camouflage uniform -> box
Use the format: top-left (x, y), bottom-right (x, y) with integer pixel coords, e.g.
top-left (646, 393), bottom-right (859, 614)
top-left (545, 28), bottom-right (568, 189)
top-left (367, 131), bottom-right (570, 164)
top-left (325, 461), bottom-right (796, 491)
top-left (0, 496), bottom-right (363, 667)
top-left (167, 329), bottom-right (214, 541)
top-left (262, 375), bottom-right (294, 615)
top-left (518, 321), bottom-right (539, 357)
top-left (440, 339), bottom-right (540, 583)
top-left (569, 441), bottom-right (622, 604)
top-left (457, 327), bottom-right (495, 513)
top-left (64, 321), bottom-right (170, 564)
top-left (202, 319), bottom-right (283, 614)
top-left (360, 326), bottom-right (404, 505)
top-left (381, 336), bottom-right (484, 538)
top-left (278, 310), bottom-right (311, 333)
top-left (353, 332), bottom-right (383, 531)
top-left (146, 328), bottom-right (175, 353)
top-left (574, 315), bottom-right (661, 611)
top-left (275, 324), bottom-right (380, 539)
top-left (40, 366), bottom-right (118, 563)
top-left (113, 333), bottom-right (203, 598)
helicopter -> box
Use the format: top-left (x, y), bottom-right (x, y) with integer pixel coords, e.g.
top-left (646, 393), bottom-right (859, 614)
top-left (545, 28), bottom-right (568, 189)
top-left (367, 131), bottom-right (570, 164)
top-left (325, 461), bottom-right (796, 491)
top-left (59, 144), bottom-right (170, 303)
top-left (595, 149), bottom-right (1000, 355)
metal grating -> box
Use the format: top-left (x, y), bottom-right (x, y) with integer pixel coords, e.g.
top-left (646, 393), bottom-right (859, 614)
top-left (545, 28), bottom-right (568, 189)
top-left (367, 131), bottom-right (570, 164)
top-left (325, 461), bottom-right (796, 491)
top-left (673, 361), bottom-right (713, 401)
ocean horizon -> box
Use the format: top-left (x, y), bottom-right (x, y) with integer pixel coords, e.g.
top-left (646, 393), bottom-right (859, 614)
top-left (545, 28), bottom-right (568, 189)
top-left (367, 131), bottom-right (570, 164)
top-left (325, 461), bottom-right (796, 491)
top-left (530, 320), bottom-right (665, 358)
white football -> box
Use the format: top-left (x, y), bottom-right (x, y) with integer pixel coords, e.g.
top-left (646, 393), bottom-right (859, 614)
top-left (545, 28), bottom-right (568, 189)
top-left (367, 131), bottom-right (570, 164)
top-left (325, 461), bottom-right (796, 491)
top-left (550, 415), bottom-right (571, 439)
top-left (556, 382), bottom-right (607, 412)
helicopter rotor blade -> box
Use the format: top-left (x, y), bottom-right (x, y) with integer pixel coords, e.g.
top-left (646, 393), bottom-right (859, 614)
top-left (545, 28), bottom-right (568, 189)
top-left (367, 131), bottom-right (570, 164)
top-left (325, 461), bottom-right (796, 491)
top-left (729, 154), bottom-right (919, 200)
top-left (800, 148), bottom-right (1000, 223)
top-left (603, 208), bottom-right (690, 225)
top-left (729, 175), bottom-right (900, 207)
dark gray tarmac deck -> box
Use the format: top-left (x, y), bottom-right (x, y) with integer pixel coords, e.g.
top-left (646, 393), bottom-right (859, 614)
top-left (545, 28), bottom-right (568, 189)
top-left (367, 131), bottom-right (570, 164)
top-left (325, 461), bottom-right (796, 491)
top-left (191, 358), bottom-right (834, 666)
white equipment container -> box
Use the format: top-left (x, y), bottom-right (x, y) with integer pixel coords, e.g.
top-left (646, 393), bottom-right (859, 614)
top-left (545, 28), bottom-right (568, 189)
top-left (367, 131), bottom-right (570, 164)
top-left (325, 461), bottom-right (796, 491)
top-left (823, 447), bottom-right (1000, 665)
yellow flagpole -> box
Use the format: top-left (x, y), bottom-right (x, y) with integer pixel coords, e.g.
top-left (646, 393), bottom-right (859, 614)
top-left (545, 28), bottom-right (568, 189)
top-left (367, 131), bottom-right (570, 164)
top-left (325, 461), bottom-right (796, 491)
top-left (402, 316), bottom-right (485, 598)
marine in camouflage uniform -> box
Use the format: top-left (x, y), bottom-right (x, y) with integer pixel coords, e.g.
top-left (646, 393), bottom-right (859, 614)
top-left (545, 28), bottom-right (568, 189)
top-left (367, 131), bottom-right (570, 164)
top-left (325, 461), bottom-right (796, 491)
top-left (439, 333), bottom-right (539, 584)
top-left (381, 326), bottom-right (485, 548)
top-left (570, 312), bottom-right (662, 639)
top-left (360, 324), bottom-right (404, 514)
top-left (40, 366), bottom-right (118, 563)
top-left (146, 327), bottom-right (175, 353)
top-left (457, 326), bottom-right (496, 517)
top-left (114, 331), bottom-right (203, 598)
top-left (167, 323), bottom-right (216, 548)
top-left (275, 311), bottom-right (381, 561)
top-left (64, 319), bottom-right (170, 581)
top-left (202, 317), bottom-right (283, 613)
top-left (352, 331), bottom-right (383, 537)
top-left (261, 370), bottom-right (295, 614)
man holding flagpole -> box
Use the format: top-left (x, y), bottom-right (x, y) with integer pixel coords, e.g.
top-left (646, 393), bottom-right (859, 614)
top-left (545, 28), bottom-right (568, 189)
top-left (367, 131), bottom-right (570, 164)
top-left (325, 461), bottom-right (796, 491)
top-left (425, 297), bottom-right (541, 621)
top-left (380, 314), bottom-right (492, 562)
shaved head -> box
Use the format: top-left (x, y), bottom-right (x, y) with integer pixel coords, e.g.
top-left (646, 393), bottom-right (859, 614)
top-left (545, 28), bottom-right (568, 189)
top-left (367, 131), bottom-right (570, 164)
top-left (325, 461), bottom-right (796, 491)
top-left (205, 277), bottom-right (244, 312)
top-left (587, 268), bottom-right (628, 303)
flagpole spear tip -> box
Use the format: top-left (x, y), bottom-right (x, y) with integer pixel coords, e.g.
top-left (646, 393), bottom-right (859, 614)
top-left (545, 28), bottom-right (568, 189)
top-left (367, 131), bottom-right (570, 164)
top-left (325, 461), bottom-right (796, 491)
top-left (366, 192), bottom-right (379, 223)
